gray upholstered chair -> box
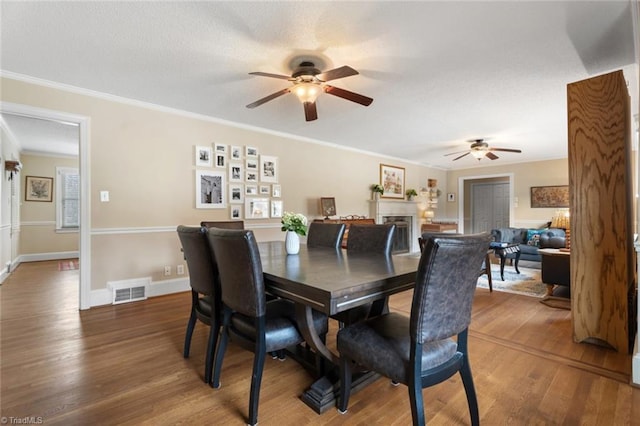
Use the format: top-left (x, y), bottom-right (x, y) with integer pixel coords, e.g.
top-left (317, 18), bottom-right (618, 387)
top-left (207, 228), bottom-right (328, 426)
top-left (337, 233), bottom-right (492, 426)
top-left (307, 222), bottom-right (346, 249)
top-left (176, 225), bottom-right (220, 384)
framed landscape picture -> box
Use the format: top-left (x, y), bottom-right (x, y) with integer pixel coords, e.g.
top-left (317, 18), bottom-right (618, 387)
top-left (25, 176), bottom-right (53, 202)
top-left (195, 170), bottom-right (226, 209)
top-left (380, 164), bottom-right (405, 199)
top-left (530, 185), bottom-right (569, 208)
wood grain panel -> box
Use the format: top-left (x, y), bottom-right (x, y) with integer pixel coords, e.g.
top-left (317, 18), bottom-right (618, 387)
top-left (567, 69), bottom-right (634, 353)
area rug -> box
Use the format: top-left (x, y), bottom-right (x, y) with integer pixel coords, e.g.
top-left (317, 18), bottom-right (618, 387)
top-left (539, 295), bottom-right (571, 310)
top-left (477, 266), bottom-right (547, 297)
top-left (58, 259), bottom-right (79, 271)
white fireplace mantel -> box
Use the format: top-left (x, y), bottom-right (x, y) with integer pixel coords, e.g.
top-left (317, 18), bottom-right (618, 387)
top-left (368, 199), bottom-right (420, 253)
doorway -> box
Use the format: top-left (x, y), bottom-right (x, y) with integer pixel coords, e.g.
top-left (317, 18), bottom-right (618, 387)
top-left (0, 102), bottom-right (90, 309)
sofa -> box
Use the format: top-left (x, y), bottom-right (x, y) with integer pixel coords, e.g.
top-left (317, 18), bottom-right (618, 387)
top-left (490, 227), bottom-right (566, 262)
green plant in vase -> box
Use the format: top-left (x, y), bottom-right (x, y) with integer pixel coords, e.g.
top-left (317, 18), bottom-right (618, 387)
top-left (406, 188), bottom-right (417, 200)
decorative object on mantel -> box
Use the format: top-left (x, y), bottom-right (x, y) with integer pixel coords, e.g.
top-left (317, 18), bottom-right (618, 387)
top-left (281, 212), bottom-right (308, 255)
top-left (405, 188), bottom-right (417, 201)
top-left (370, 183), bottom-right (384, 200)
top-left (320, 197), bottom-right (336, 219)
top-left (5, 160), bottom-right (22, 180)
top-left (379, 164), bottom-right (405, 199)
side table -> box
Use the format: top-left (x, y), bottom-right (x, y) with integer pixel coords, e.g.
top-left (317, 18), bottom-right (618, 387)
top-left (489, 242), bottom-right (520, 281)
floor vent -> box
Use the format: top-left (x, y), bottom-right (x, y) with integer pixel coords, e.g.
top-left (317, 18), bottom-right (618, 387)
top-left (108, 277), bottom-right (150, 305)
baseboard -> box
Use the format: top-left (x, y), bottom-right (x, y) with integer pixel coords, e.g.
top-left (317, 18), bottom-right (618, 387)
top-left (90, 277), bottom-right (189, 307)
top-left (19, 251), bottom-right (79, 262)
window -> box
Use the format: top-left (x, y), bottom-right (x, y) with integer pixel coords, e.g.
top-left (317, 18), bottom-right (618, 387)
top-left (56, 167), bottom-right (79, 231)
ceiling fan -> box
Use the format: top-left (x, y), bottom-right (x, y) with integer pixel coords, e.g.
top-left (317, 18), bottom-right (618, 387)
top-left (246, 61), bottom-right (373, 121)
top-left (444, 139), bottom-right (522, 161)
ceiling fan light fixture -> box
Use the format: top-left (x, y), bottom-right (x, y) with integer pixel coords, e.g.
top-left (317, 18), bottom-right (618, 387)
top-left (294, 82), bottom-right (321, 104)
top-left (470, 149), bottom-right (486, 159)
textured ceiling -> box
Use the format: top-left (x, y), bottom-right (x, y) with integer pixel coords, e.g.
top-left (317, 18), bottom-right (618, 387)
top-left (1, 1), bottom-right (637, 169)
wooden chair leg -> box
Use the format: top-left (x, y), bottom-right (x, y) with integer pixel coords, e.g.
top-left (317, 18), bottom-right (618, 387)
top-left (460, 360), bottom-right (480, 426)
top-left (212, 311), bottom-right (231, 389)
top-left (338, 356), bottom-right (352, 414)
top-left (248, 345), bottom-right (266, 426)
top-left (183, 308), bottom-right (197, 358)
top-left (408, 376), bottom-right (425, 426)
top-left (204, 321), bottom-right (219, 384)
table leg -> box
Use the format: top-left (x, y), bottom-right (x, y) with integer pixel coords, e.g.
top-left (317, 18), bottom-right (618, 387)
top-left (499, 253), bottom-right (506, 280)
top-left (514, 251), bottom-right (521, 274)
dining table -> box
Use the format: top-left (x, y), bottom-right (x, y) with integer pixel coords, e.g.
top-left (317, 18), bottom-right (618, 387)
top-left (258, 241), bottom-right (421, 413)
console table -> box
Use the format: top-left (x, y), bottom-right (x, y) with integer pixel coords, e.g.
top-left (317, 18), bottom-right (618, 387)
top-left (421, 222), bottom-right (457, 233)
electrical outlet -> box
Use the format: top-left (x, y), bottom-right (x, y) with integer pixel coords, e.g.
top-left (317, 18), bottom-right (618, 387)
top-left (176, 264), bottom-right (185, 275)
top-left (164, 265), bottom-right (171, 276)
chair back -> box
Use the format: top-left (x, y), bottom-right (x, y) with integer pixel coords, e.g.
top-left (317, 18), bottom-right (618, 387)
top-left (207, 228), bottom-right (266, 318)
top-left (307, 222), bottom-right (346, 249)
top-left (346, 223), bottom-right (396, 255)
top-left (419, 232), bottom-right (461, 252)
top-left (410, 233), bottom-right (491, 344)
top-left (201, 220), bottom-right (244, 230)
top-left (177, 225), bottom-right (217, 296)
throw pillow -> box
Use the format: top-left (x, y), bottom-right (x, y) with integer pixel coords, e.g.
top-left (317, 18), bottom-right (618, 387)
top-left (526, 229), bottom-right (544, 247)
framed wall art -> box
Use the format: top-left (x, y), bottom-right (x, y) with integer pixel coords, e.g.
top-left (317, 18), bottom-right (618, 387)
top-left (245, 146), bottom-right (259, 158)
top-left (215, 153), bottom-right (226, 168)
top-left (25, 176), bottom-right (53, 202)
top-left (230, 205), bottom-right (243, 220)
top-left (245, 184), bottom-right (258, 195)
top-left (320, 197), bottom-right (336, 218)
top-left (229, 184), bottom-right (244, 204)
top-left (246, 158), bottom-right (258, 171)
top-left (260, 155), bottom-right (278, 183)
top-left (245, 197), bottom-right (270, 219)
top-left (195, 146), bottom-right (212, 167)
top-left (195, 170), bottom-right (226, 209)
top-left (530, 185), bottom-right (569, 208)
top-left (230, 145), bottom-right (242, 160)
top-left (259, 184), bottom-right (270, 195)
top-left (229, 163), bottom-right (243, 182)
top-left (271, 200), bottom-right (283, 218)
top-left (214, 143), bottom-right (227, 154)
top-left (272, 184), bottom-right (281, 197)
top-left (379, 164), bottom-right (405, 199)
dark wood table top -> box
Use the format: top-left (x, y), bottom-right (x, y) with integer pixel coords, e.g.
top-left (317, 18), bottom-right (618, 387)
top-left (258, 241), bottom-right (421, 316)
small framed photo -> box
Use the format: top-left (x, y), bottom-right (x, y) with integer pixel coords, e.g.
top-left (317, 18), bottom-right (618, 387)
top-left (245, 184), bottom-right (258, 195)
top-left (230, 205), bottom-right (243, 220)
top-left (245, 197), bottom-right (270, 219)
top-left (271, 200), bottom-right (283, 218)
top-left (229, 163), bottom-right (243, 182)
top-left (195, 146), bottom-right (212, 167)
top-left (320, 197), bottom-right (336, 218)
top-left (447, 193), bottom-right (455, 202)
top-left (245, 146), bottom-right (259, 158)
top-left (246, 170), bottom-right (258, 182)
top-left (246, 158), bottom-right (258, 171)
top-left (214, 143), bottom-right (227, 154)
top-left (215, 153), bottom-right (226, 168)
top-left (25, 176), bottom-right (53, 202)
top-left (260, 155), bottom-right (278, 183)
top-left (230, 145), bottom-right (242, 160)
top-left (195, 170), bottom-right (226, 209)
top-left (229, 184), bottom-right (244, 203)
top-left (272, 184), bottom-right (281, 198)
top-left (259, 184), bottom-right (270, 195)
top-left (379, 163), bottom-right (405, 199)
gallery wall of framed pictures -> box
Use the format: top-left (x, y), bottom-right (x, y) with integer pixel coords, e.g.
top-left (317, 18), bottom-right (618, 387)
top-left (194, 144), bottom-right (282, 220)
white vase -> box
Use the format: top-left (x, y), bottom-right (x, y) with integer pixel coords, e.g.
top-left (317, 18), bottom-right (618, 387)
top-left (285, 231), bottom-right (300, 255)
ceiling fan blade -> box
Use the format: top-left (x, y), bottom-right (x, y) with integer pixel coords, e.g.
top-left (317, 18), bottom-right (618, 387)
top-left (489, 148), bottom-right (522, 153)
top-left (316, 65), bottom-right (359, 82)
top-left (444, 149), bottom-right (471, 157)
top-left (486, 151), bottom-right (499, 160)
top-left (249, 72), bottom-right (292, 80)
top-left (304, 102), bottom-right (318, 121)
top-left (324, 85), bottom-right (373, 106)
top-left (246, 88), bottom-right (291, 108)
top-left (453, 152), bottom-right (471, 161)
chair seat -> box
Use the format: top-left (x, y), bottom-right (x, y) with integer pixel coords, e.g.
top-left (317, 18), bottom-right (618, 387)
top-left (195, 295), bottom-right (213, 318)
top-left (337, 312), bottom-right (457, 384)
top-left (231, 299), bottom-right (328, 353)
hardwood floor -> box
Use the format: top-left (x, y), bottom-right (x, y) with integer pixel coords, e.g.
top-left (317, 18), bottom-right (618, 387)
top-left (2, 260), bottom-right (639, 425)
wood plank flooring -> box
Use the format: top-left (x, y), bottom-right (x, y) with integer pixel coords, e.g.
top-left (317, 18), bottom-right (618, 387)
top-left (2, 260), bottom-right (639, 425)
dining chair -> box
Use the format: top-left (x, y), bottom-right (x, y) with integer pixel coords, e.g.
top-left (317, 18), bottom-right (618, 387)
top-left (207, 228), bottom-right (329, 426)
top-left (337, 233), bottom-right (492, 426)
top-left (176, 225), bottom-right (220, 384)
top-left (307, 222), bottom-right (346, 249)
top-left (336, 223), bottom-right (396, 324)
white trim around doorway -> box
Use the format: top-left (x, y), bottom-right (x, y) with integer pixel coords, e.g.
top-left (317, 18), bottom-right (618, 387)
top-left (456, 173), bottom-right (515, 234)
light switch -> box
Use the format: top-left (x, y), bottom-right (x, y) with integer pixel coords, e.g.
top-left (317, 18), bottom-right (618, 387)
top-left (100, 191), bottom-right (110, 202)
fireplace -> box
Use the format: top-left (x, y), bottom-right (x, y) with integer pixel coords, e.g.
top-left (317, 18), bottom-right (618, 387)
top-left (383, 216), bottom-right (411, 253)
top-left (369, 200), bottom-right (420, 253)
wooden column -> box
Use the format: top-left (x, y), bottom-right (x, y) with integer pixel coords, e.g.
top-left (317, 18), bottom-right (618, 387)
top-left (567, 70), bottom-right (634, 353)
